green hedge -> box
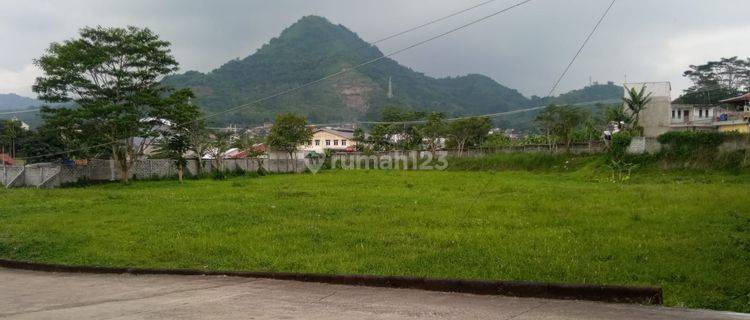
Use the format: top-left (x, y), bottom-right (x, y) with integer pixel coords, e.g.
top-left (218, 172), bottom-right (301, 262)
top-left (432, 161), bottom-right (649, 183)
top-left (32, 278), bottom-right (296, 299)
top-left (657, 131), bottom-right (739, 158)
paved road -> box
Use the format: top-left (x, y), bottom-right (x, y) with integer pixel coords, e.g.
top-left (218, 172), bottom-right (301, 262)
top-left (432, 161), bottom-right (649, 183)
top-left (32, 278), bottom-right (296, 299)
top-left (0, 268), bottom-right (747, 320)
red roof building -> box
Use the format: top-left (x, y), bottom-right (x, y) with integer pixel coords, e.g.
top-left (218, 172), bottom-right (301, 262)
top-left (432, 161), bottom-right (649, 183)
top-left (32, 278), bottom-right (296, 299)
top-left (0, 153), bottom-right (13, 166)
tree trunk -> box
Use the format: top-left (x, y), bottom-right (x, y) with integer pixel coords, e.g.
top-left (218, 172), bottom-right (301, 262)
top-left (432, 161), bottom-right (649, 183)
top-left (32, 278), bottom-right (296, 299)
top-left (195, 157), bottom-right (203, 175)
top-left (120, 164), bottom-right (129, 184)
top-left (177, 164), bottom-right (184, 183)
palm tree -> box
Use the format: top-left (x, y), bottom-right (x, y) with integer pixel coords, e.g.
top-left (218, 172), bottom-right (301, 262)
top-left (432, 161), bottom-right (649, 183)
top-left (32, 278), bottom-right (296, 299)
top-left (622, 86), bottom-right (653, 134)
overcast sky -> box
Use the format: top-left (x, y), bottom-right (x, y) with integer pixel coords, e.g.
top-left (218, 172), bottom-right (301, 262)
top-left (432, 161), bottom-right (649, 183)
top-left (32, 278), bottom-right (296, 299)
top-left (1, 0), bottom-right (748, 99)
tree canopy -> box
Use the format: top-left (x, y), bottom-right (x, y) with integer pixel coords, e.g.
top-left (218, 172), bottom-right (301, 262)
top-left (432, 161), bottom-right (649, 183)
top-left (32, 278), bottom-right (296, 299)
top-left (33, 25), bottom-right (183, 183)
top-left (677, 56), bottom-right (750, 104)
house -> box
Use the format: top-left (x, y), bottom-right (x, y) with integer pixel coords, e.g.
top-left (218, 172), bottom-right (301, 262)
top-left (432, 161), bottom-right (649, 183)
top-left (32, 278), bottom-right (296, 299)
top-left (300, 128), bottom-right (357, 153)
top-left (623, 82), bottom-right (673, 138)
top-left (0, 153), bottom-right (13, 166)
top-left (625, 82), bottom-right (750, 137)
top-left (716, 93), bottom-right (750, 133)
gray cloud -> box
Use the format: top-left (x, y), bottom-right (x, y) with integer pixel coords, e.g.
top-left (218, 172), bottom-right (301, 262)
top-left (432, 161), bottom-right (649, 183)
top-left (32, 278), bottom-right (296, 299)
top-left (1, 0), bottom-right (748, 99)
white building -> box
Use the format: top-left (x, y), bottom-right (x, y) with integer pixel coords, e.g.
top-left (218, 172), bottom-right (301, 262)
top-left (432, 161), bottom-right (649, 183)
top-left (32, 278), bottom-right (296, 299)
top-left (624, 82), bottom-right (750, 137)
top-left (299, 128), bottom-right (357, 154)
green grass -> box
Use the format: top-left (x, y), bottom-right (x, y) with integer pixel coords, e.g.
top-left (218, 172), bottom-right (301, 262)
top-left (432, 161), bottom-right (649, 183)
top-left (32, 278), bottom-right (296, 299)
top-left (0, 169), bottom-right (749, 312)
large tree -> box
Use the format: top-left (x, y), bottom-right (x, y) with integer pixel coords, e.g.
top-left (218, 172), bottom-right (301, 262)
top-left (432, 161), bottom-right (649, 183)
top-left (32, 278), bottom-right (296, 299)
top-left (33, 26), bottom-right (180, 183)
top-left (267, 113), bottom-right (313, 171)
top-left (447, 116), bottom-right (491, 156)
top-left (420, 112), bottom-right (447, 157)
top-left (678, 56), bottom-right (750, 104)
top-left (153, 89), bottom-right (205, 182)
top-left (0, 120), bottom-right (25, 158)
top-left (535, 105), bottom-right (588, 152)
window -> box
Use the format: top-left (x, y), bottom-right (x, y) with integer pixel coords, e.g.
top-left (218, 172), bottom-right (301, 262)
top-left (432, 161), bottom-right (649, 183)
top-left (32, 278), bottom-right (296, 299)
top-left (315, 140), bottom-right (320, 146)
top-left (672, 110), bottom-right (675, 119)
top-left (677, 110), bottom-right (681, 119)
top-left (342, 140), bottom-right (347, 146)
top-left (325, 140), bottom-right (331, 146)
top-left (333, 140), bottom-right (339, 146)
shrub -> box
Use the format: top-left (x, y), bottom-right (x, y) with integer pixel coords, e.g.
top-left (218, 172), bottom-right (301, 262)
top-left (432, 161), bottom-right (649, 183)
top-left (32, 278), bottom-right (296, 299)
top-left (609, 132), bottom-right (632, 159)
top-left (212, 170), bottom-right (227, 180)
top-left (657, 131), bottom-right (731, 163)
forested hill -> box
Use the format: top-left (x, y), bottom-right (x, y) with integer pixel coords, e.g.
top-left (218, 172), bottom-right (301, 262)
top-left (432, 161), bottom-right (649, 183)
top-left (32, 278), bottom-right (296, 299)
top-left (163, 15), bottom-right (621, 126)
top-left (0, 93), bottom-right (42, 111)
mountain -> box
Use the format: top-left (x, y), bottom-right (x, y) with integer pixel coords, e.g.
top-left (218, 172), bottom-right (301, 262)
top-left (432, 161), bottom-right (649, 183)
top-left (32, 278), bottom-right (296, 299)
top-left (163, 15), bottom-right (622, 127)
top-left (0, 93), bottom-right (42, 111)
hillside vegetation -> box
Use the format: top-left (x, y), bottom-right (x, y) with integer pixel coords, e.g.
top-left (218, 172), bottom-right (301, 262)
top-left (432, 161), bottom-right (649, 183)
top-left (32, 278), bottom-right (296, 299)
top-left (163, 16), bottom-right (622, 126)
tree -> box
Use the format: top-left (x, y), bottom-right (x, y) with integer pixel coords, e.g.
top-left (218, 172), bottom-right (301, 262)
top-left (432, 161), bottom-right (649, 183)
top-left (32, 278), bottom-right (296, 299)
top-left (352, 128), bottom-right (367, 152)
top-left (0, 120), bottom-right (24, 158)
top-left (206, 131), bottom-right (233, 171)
top-left (535, 105), bottom-right (588, 152)
top-left (267, 113), bottom-right (313, 171)
top-left (605, 105), bottom-right (631, 125)
top-left (152, 89), bottom-right (205, 183)
top-left (678, 57), bottom-right (750, 104)
top-left (420, 112), bottom-right (447, 157)
top-left (447, 117), bottom-right (491, 156)
top-left (33, 26), bottom-right (179, 184)
top-left (622, 86), bottom-right (653, 134)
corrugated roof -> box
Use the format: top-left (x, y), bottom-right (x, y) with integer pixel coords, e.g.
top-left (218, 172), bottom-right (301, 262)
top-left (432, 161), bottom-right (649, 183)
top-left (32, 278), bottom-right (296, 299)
top-left (719, 93), bottom-right (750, 104)
top-left (314, 128), bottom-right (355, 139)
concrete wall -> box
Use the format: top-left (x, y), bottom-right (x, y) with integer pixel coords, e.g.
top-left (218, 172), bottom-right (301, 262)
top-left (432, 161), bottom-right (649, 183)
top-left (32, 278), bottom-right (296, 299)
top-left (4, 158), bottom-right (310, 188)
top-left (623, 82), bottom-right (673, 138)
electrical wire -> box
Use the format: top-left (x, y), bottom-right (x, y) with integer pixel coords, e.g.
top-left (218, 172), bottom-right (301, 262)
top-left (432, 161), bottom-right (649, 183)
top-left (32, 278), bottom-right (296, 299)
top-left (546, 0), bottom-right (616, 98)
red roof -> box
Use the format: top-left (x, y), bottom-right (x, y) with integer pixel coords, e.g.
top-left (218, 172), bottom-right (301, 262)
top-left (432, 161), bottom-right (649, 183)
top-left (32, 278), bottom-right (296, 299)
top-left (0, 153), bottom-right (13, 166)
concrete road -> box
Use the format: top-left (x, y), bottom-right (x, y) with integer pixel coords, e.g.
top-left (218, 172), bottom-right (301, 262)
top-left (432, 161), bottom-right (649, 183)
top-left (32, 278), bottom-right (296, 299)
top-left (0, 268), bottom-right (747, 320)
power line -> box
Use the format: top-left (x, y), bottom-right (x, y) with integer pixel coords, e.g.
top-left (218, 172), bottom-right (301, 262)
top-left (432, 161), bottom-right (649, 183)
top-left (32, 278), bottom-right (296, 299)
top-left (461, 0), bottom-right (617, 220)
top-left (369, 0), bottom-right (500, 46)
top-left (14, 0), bottom-right (534, 160)
top-left (0, 108), bottom-right (43, 116)
top-left (0, 0), bottom-right (499, 120)
top-left (546, 0), bottom-right (616, 98)
top-left (198, 0), bottom-right (533, 122)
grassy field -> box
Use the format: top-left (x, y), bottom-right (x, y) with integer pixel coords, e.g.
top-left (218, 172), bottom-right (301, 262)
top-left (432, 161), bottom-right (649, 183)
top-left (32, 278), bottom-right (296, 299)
top-left (0, 168), bottom-right (748, 312)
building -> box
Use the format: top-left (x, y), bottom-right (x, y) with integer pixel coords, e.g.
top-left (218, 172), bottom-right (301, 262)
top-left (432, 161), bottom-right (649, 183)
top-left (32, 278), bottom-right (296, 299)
top-left (300, 128), bottom-right (357, 153)
top-left (625, 82), bottom-right (750, 137)
top-left (717, 93), bottom-right (750, 133)
top-left (623, 82), bottom-right (673, 138)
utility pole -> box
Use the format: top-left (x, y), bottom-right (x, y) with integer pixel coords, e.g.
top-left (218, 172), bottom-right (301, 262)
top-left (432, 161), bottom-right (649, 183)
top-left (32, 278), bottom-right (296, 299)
top-left (387, 77), bottom-right (393, 99)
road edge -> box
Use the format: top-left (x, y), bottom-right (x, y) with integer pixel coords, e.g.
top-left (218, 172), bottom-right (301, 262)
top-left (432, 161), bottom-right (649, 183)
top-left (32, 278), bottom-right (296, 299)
top-left (0, 258), bottom-right (662, 305)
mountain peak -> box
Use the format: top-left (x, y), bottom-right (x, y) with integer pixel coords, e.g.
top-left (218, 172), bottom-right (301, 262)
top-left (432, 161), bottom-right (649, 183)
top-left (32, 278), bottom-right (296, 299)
top-left (162, 16), bottom-right (621, 127)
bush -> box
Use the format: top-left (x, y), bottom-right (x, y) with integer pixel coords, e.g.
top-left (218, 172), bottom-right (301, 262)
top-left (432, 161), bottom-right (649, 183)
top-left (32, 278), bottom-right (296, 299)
top-left (657, 131), bottom-right (732, 164)
top-left (716, 150), bottom-right (747, 174)
top-left (609, 132), bottom-right (632, 159)
top-left (212, 170), bottom-right (227, 180)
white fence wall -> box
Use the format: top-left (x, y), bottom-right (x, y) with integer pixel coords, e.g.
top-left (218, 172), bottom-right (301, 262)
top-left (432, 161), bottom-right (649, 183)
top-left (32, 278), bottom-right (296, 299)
top-left (2, 158), bottom-right (308, 189)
